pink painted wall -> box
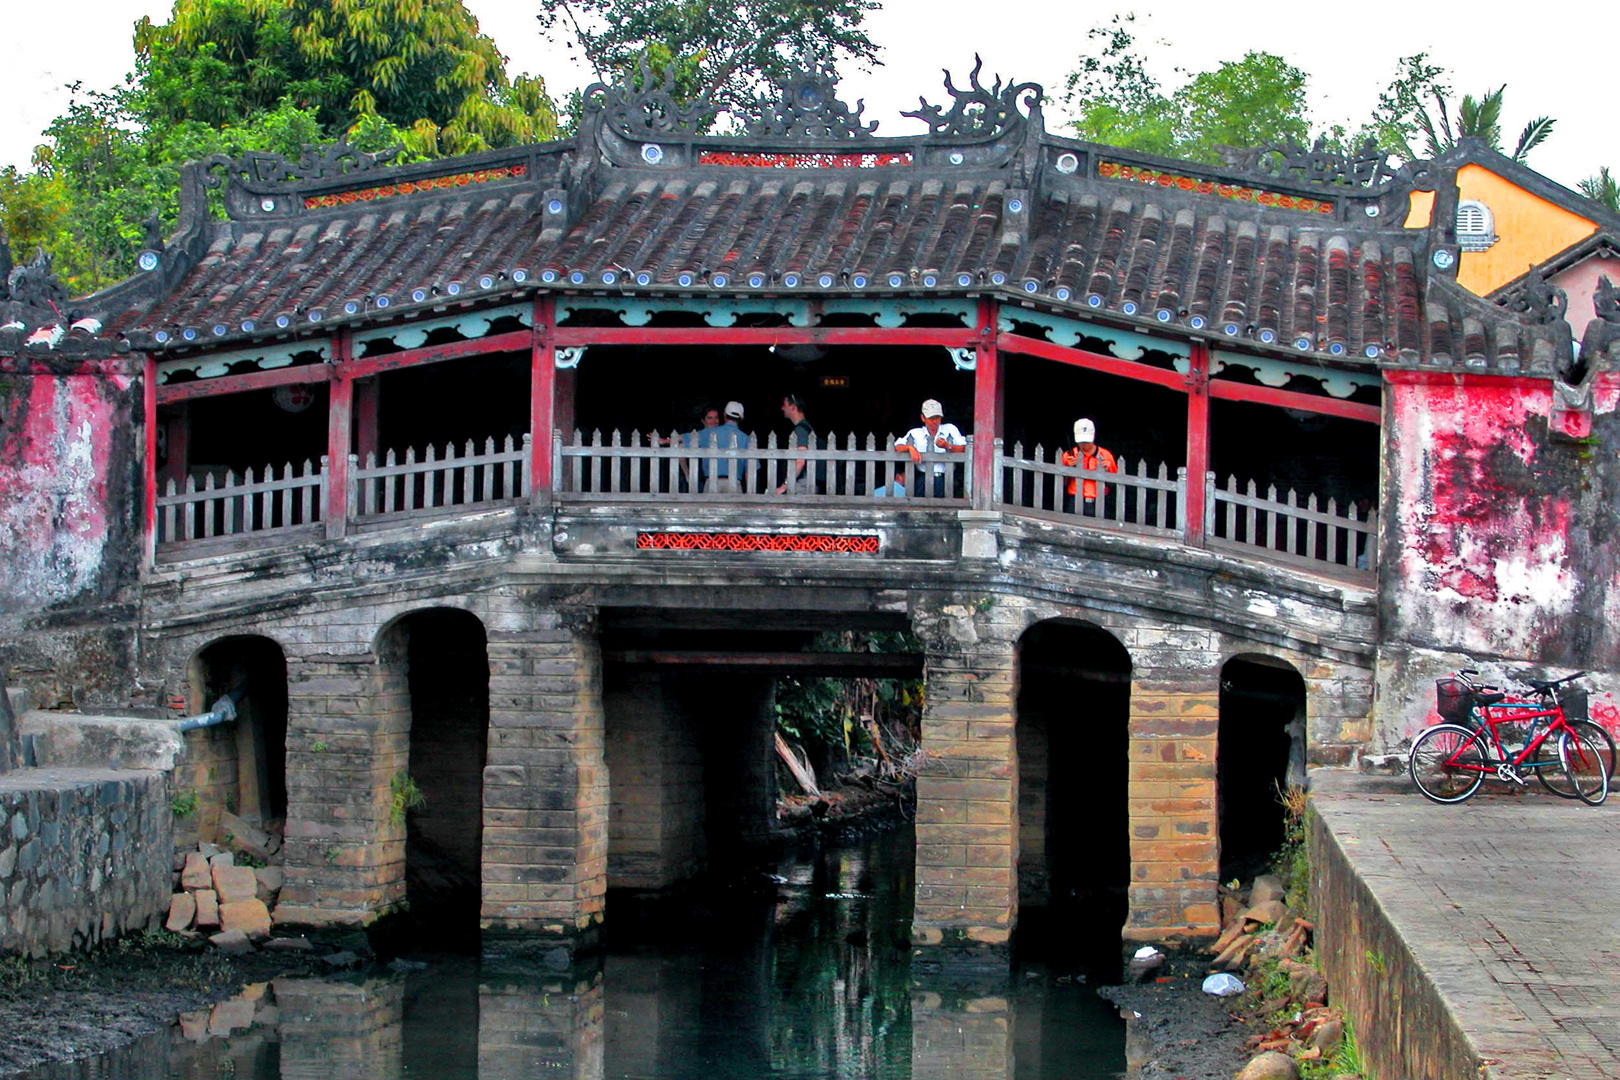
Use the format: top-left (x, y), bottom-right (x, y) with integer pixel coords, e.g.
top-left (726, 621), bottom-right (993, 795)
top-left (1378, 371), bottom-right (1620, 745)
top-left (0, 371), bottom-right (142, 704)
top-left (1553, 254), bottom-right (1620, 348)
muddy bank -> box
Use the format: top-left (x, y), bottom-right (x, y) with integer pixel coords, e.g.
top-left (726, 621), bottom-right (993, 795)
top-left (1102, 978), bottom-right (1255, 1080)
top-left (0, 933), bottom-right (321, 1077)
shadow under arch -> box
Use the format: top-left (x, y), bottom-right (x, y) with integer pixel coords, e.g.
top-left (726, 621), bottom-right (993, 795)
top-left (189, 634), bottom-right (289, 837)
top-left (375, 606), bottom-right (490, 946)
top-left (1217, 654), bottom-right (1306, 881)
top-left (1013, 618), bottom-right (1131, 973)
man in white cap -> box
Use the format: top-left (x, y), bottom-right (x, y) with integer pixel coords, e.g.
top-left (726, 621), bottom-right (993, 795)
top-left (1061, 417), bottom-right (1118, 515)
top-left (693, 400), bottom-right (749, 492)
top-left (895, 398), bottom-right (967, 498)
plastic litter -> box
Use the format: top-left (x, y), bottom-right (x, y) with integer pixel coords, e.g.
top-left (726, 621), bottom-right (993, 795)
top-left (1201, 973), bottom-right (1244, 996)
top-left (1133, 946), bottom-right (1161, 960)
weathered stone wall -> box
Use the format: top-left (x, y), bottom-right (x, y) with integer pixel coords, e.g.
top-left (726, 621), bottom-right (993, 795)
top-left (0, 371), bottom-right (145, 709)
top-left (1310, 804), bottom-right (1478, 1080)
top-left (1379, 371), bottom-right (1620, 748)
top-left (0, 768), bottom-right (171, 956)
top-left (605, 669), bottom-right (705, 890)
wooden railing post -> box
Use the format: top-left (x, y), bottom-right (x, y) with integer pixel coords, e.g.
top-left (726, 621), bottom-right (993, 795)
top-left (325, 330), bottom-right (354, 540)
top-left (1184, 341), bottom-right (1211, 545)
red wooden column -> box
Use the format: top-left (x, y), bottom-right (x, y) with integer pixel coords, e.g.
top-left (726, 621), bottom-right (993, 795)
top-left (325, 330), bottom-right (354, 539)
top-left (142, 355), bottom-right (158, 568)
top-left (1184, 341), bottom-right (1211, 546)
top-left (970, 297), bottom-right (1002, 510)
top-left (530, 296), bottom-right (557, 499)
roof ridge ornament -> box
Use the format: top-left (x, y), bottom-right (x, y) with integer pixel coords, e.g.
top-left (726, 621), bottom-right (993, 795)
top-left (584, 55), bottom-right (716, 139)
top-left (0, 245), bottom-right (70, 329)
top-left (901, 56), bottom-right (1042, 139)
top-left (745, 69), bottom-right (878, 140)
top-left (204, 137), bottom-right (402, 188)
top-left (1225, 136), bottom-right (1433, 193)
top-left (1504, 263), bottom-right (1569, 326)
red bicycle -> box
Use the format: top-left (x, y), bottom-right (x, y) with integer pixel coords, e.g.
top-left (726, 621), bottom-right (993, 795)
top-left (1408, 670), bottom-right (1611, 805)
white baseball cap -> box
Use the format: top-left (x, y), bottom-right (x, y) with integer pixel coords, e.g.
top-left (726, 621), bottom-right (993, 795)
top-left (921, 398), bottom-right (943, 418)
top-left (1074, 418), bottom-right (1096, 443)
top-left (724, 401), bottom-right (744, 419)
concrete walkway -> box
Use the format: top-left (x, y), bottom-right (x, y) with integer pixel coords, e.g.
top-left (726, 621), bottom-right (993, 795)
top-left (1310, 769), bottom-right (1620, 1080)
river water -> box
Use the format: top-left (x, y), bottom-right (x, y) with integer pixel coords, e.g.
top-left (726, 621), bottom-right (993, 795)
top-left (25, 824), bottom-right (1139, 1079)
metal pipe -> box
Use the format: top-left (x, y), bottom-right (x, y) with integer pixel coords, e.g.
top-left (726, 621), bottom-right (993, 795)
top-left (178, 689), bottom-right (241, 732)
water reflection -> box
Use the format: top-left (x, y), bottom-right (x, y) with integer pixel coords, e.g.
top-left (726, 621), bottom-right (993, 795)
top-left (23, 826), bottom-right (1127, 1080)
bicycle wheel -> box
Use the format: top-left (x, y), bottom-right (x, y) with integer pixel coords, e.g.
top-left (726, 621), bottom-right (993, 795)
top-left (1409, 724), bottom-right (1488, 804)
top-left (1534, 721), bottom-right (1617, 798)
top-left (1559, 728), bottom-right (1609, 806)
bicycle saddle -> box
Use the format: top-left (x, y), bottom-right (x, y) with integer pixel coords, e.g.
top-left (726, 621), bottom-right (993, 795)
top-left (1476, 690), bottom-right (1507, 705)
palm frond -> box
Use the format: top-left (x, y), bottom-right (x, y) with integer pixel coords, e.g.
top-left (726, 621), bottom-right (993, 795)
top-left (1513, 116), bottom-right (1556, 162)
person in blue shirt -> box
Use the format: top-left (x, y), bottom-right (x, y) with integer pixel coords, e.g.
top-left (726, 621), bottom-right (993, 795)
top-left (873, 460), bottom-right (908, 498)
top-left (694, 401), bottom-right (749, 492)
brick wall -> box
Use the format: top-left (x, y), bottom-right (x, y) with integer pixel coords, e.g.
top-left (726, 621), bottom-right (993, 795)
top-left (481, 607), bottom-right (607, 957)
top-left (605, 670), bottom-right (705, 890)
top-left (274, 976), bottom-right (404, 1079)
top-left (479, 971), bottom-right (604, 1077)
top-left (912, 599), bottom-right (1019, 966)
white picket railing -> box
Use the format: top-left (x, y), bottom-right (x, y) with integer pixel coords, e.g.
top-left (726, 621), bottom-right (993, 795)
top-left (555, 429), bottom-right (971, 503)
top-left (155, 459), bottom-right (326, 546)
top-left (994, 440), bottom-right (1183, 538)
top-left (1205, 474), bottom-right (1376, 575)
top-left (352, 435), bottom-right (529, 521)
top-left (150, 430), bottom-right (1375, 582)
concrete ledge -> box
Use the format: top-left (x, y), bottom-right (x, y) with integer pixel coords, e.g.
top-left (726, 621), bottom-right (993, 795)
top-left (1309, 790), bottom-right (1481, 1080)
top-left (20, 711), bottom-right (182, 771)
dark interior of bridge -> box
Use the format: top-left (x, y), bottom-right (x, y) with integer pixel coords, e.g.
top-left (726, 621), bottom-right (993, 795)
top-left (1014, 620), bottom-right (1130, 974)
top-left (164, 339), bottom-right (1376, 511)
top-left (1217, 657), bottom-right (1306, 880)
top-left (399, 609), bottom-right (489, 941)
top-left (197, 635), bottom-right (289, 825)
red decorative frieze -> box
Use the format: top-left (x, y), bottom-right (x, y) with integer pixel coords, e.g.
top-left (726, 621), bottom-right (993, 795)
top-left (304, 164), bottom-right (528, 209)
top-left (698, 151), bottom-right (913, 168)
top-left (1097, 161), bottom-right (1334, 215)
top-left (636, 532), bottom-right (881, 553)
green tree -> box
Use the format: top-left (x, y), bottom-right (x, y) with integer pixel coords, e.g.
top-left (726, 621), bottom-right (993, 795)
top-left (137, 0), bottom-right (558, 155)
top-left (1062, 15), bottom-right (1313, 165)
top-left (538, 0), bottom-right (880, 123)
top-left (1364, 55), bottom-right (1554, 164)
top-left (1580, 167), bottom-right (1619, 214)
top-left (2, 0), bottom-right (561, 294)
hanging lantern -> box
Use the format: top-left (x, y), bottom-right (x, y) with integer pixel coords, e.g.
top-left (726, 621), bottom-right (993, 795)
top-left (273, 384), bottom-right (316, 413)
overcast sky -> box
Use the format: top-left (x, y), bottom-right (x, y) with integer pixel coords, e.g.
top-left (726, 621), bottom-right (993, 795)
top-left (0, 0), bottom-right (1607, 191)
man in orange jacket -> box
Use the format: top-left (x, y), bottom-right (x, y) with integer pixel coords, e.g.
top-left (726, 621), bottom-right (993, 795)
top-left (1061, 417), bottom-right (1117, 516)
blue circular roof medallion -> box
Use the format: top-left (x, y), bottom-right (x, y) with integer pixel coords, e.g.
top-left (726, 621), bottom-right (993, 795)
top-left (1189, 315), bottom-right (1206, 330)
top-left (182, 327), bottom-right (197, 340)
top-left (1055, 286), bottom-right (1072, 301)
top-left (958, 273), bottom-right (974, 287)
top-left (782, 272), bottom-right (800, 287)
top-left (1156, 308), bottom-right (1173, 323)
top-left (636, 272), bottom-right (652, 286)
top-left (601, 271), bottom-right (617, 286)
top-left (478, 274), bottom-right (495, 289)
top-left (567, 272), bottom-right (584, 285)
top-left (887, 273), bottom-right (904, 288)
top-left (748, 273), bottom-right (765, 288)
top-left (677, 272), bottom-right (694, 287)
top-left (1121, 300), bottom-right (1138, 316)
top-left (1258, 328), bottom-right (1276, 344)
top-left (446, 281), bottom-right (463, 294)
top-left (1087, 294), bottom-right (1103, 308)
top-left (240, 320), bottom-right (254, 333)
top-left (710, 273), bottom-right (728, 288)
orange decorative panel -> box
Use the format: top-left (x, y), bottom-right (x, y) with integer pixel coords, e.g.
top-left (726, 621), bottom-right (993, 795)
top-left (636, 532), bottom-right (881, 553)
top-left (697, 151), bottom-right (913, 168)
top-left (304, 165), bottom-right (528, 209)
top-left (1098, 161), bottom-right (1335, 215)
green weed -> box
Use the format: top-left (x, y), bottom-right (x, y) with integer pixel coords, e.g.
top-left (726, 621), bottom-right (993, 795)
top-left (389, 772), bottom-right (426, 826)
top-left (170, 789), bottom-right (199, 818)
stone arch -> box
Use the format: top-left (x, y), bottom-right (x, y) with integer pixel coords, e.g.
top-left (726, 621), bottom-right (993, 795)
top-left (1216, 653), bottom-right (1306, 880)
top-left (1013, 617), bottom-right (1133, 966)
top-left (186, 634), bottom-right (290, 841)
top-left (374, 606), bottom-right (490, 939)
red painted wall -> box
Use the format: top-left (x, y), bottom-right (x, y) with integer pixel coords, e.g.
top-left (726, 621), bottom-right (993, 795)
top-left (1380, 371), bottom-right (1620, 743)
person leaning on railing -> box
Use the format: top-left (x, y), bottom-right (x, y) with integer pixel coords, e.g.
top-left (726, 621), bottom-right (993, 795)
top-left (776, 393), bottom-right (819, 494)
top-left (1061, 417), bottom-right (1117, 516)
top-left (699, 401), bottom-right (749, 492)
top-left (894, 398), bottom-right (966, 498)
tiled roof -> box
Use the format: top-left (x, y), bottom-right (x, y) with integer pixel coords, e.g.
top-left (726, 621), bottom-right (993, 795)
top-left (67, 73), bottom-right (1583, 379)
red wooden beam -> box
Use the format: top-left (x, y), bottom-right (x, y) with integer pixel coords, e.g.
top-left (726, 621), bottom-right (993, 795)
top-left (142, 355), bottom-right (158, 570)
top-left (996, 332), bottom-right (1188, 391)
top-left (530, 296), bottom-right (556, 499)
top-left (155, 363), bottom-right (330, 404)
top-left (1207, 380), bottom-right (1381, 423)
top-left (1184, 342), bottom-right (1211, 546)
top-left (551, 326), bottom-right (977, 348)
top-left (325, 330), bottom-right (354, 540)
top-left (971, 297), bottom-right (1001, 511)
top-left (346, 329), bottom-right (532, 379)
